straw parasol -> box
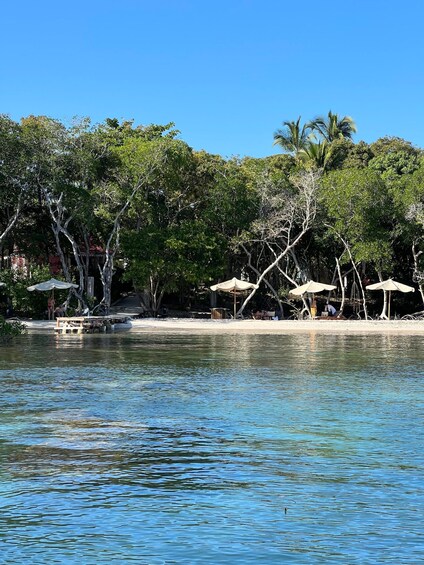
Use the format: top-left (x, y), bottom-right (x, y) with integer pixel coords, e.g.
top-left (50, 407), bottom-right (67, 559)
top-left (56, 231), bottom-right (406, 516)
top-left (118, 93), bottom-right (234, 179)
top-left (28, 278), bottom-right (79, 318)
top-left (289, 280), bottom-right (337, 296)
top-left (210, 277), bottom-right (258, 318)
top-left (27, 277), bottom-right (79, 292)
top-left (366, 278), bottom-right (415, 319)
top-left (290, 280), bottom-right (337, 318)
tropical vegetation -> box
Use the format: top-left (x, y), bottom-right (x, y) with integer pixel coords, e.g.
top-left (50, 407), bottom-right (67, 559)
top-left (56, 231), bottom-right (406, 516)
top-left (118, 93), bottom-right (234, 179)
top-left (0, 111), bottom-right (423, 319)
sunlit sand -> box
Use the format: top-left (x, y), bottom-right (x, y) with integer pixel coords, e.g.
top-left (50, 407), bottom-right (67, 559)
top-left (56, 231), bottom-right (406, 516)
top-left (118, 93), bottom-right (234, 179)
top-left (128, 318), bottom-right (424, 334)
top-left (22, 317), bottom-right (424, 334)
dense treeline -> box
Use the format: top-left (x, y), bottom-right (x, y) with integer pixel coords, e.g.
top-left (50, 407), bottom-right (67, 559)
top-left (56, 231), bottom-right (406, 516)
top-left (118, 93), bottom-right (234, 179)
top-left (1, 112), bottom-right (424, 318)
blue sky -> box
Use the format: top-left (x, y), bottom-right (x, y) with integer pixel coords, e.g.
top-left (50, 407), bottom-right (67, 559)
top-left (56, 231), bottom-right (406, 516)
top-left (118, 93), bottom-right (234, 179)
top-left (1, 1), bottom-right (424, 158)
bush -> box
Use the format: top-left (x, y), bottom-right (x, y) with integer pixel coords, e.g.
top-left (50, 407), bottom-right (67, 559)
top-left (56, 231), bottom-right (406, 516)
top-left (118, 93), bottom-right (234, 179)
top-left (0, 315), bottom-right (26, 341)
top-left (0, 265), bottom-right (64, 317)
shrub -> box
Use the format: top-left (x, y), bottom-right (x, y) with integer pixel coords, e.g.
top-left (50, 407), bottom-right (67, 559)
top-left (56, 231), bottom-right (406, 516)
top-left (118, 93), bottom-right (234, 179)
top-left (0, 315), bottom-right (26, 341)
top-left (0, 265), bottom-right (54, 317)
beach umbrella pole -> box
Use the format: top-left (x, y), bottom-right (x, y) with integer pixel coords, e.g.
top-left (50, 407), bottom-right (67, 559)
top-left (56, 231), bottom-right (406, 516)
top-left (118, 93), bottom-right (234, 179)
top-left (234, 290), bottom-right (236, 319)
top-left (388, 290), bottom-right (391, 320)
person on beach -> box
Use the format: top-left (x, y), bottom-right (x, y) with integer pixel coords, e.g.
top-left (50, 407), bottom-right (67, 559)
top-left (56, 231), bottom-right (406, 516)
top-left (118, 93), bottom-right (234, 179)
top-left (54, 303), bottom-right (66, 318)
top-left (47, 296), bottom-right (55, 320)
top-left (327, 303), bottom-right (337, 317)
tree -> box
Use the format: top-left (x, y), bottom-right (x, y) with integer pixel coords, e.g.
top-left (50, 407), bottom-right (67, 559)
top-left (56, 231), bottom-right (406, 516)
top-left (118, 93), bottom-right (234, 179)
top-left (0, 116), bottom-right (28, 250)
top-left (298, 140), bottom-right (332, 170)
top-left (122, 220), bottom-right (225, 314)
top-left (392, 164), bottom-right (424, 305)
top-left (308, 111), bottom-right (357, 142)
top-left (20, 116), bottom-right (92, 309)
top-left (273, 117), bottom-right (312, 155)
top-left (96, 134), bottom-right (195, 313)
top-left (320, 169), bottom-right (393, 317)
top-left (238, 170), bottom-right (319, 315)
top-left (0, 264), bottom-right (52, 317)
top-left (121, 148), bottom-right (257, 314)
top-left (340, 140), bottom-right (373, 170)
top-left (368, 137), bottom-right (421, 182)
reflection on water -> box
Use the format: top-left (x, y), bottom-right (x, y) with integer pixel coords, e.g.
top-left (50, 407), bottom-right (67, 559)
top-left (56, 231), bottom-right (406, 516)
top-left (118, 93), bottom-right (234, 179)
top-left (0, 332), bottom-right (423, 564)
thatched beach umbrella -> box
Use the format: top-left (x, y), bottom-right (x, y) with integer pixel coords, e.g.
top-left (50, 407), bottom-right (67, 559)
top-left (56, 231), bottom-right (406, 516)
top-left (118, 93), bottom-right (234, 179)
top-left (290, 280), bottom-right (337, 318)
top-left (27, 277), bottom-right (79, 293)
top-left (28, 278), bottom-right (79, 318)
top-left (289, 280), bottom-right (337, 296)
top-left (366, 278), bottom-right (414, 319)
top-left (210, 277), bottom-right (258, 318)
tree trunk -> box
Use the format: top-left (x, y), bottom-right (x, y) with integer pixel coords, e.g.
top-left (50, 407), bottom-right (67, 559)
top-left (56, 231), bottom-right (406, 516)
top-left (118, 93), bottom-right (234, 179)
top-left (335, 257), bottom-right (345, 315)
top-left (0, 191), bottom-right (23, 246)
top-left (239, 227), bottom-right (310, 316)
top-left (412, 242), bottom-right (424, 306)
top-left (325, 226), bottom-right (368, 319)
top-left (238, 170), bottom-right (318, 316)
top-left (45, 192), bottom-right (88, 309)
top-left (377, 270), bottom-right (388, 319)
top-left (241, 243), bottom-right (284, 317)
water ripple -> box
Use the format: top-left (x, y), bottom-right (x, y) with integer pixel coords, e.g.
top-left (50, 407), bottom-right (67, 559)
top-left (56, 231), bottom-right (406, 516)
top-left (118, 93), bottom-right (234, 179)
top-left (0, 333), bottom-right (423, 564)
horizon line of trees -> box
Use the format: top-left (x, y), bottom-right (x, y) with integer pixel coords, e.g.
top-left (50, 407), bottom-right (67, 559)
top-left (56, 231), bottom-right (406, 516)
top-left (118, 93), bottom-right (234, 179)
top-left (1, 111), bottom-right (424, 319)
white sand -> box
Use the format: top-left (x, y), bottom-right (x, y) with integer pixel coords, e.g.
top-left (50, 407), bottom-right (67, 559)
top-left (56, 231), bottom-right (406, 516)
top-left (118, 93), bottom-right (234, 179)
top-left (127, 317), bottom-right (424, 334)
top-left (22, 317), bottom-right (424, 334)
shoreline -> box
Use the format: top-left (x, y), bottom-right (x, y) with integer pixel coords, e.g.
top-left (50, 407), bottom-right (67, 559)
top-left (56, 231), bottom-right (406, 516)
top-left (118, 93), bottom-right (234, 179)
top-left (22, 317), bottom-right (424, 335)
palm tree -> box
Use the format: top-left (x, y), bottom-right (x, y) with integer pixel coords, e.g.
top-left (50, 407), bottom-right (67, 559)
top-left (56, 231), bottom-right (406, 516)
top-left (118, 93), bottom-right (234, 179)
top-left (298, 140), bottom-right (332, 170)
top-left (273, 116), bottom-right (312, 155)
top-left (308, 111), bottom-right (356, 142)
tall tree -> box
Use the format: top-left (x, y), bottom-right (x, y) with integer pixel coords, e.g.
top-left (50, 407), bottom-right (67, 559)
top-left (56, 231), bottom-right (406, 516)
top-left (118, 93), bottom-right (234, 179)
top-left (298, 140), bottom-right (332, 170)
top-left (21, 116), bottom-right (94, 308)
top-left (308, 111), bottom-right (356, 142)
top-left (320, 169), bottom-right (392, 318)
top-left (368, 137), bottom-right (421, 182)
top-left (0, 116), bottom-right (28, 251)
top-left (392, 164), bottom-right (424, 305)
top-left (96, 134), bottom-right (188, 313)
top-left (273, 116), bottom-right (312, 155)
top-left (238, 170), bottom-right (319, 315)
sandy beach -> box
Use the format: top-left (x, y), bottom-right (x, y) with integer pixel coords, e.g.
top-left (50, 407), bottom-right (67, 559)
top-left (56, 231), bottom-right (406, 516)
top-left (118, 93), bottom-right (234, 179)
top-left (22, 317), bottom-right (424, 334)
top-left (128, 317), bottom-right (424, 334)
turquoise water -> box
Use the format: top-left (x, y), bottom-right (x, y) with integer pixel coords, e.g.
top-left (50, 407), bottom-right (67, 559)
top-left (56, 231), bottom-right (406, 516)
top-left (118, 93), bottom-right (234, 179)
top-left (0, 332), bottom-right (423, 564)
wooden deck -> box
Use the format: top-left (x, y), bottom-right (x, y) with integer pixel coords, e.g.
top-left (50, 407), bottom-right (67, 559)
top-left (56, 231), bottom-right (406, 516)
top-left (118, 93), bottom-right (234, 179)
top-left (55, 315), bottom-right (130, 334)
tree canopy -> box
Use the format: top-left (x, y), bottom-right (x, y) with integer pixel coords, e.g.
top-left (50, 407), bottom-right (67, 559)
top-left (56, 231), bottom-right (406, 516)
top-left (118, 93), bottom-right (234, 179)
top-left (1, 111), bottom-right (423, 319)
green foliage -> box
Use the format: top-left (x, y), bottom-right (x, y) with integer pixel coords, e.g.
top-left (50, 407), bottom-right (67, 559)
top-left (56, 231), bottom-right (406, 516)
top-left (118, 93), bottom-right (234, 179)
top-left (1, 111), bottom-right (424, 315)
top-left (340, 140), bottom-right (373, 169)
top-left (369, 151), bottom-right (420, 182)
top-left (307, 111), bottom-right (357, 142)
top-left (298, 140), bottom-right (332, 170)
top-left (0, 115), bottom-right (29, 242)
top-left (122, 221), bottom-right (226, 292)
top-left (317, 138), bottom-right (372, 171)
top-left (391, 163), bottom-right (424, 246)
top-left (0, 315), bottom-right (26, 341)
top-left (273, 116), bottom-right (312, 155)
top-left (0, 265), bottom-right (54, 317)
top-left (394, 163), bottom-right (424, 212)
top-left (261, 153), bottom-right (298, 176)
top-left (320, 169), bottom-right (393, 267)
top-left (367, 137), bottom-right (420, 185)
top-left (209, 157), bottom-right (259, 235)
top-left (370, 136), bottom-right (420, 157)
top-left (274, 112), bottom-right (358, 172)
top-left (100, 118), bottom-right (179, 144)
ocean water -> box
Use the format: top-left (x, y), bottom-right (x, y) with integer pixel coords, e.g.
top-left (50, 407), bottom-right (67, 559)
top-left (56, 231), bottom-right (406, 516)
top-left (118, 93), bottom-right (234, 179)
top-left (0, 332), bottom-right (423, 564)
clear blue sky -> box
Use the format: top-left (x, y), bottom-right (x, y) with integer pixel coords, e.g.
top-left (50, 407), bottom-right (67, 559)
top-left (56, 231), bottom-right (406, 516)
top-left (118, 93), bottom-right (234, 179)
top-left (2, 0), bottom-right (424, 158)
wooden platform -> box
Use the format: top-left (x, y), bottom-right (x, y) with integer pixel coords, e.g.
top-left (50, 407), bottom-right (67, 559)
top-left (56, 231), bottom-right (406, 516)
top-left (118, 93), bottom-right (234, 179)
top-left (55, 315), bottom-right (129, 334)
